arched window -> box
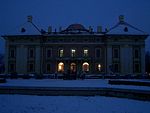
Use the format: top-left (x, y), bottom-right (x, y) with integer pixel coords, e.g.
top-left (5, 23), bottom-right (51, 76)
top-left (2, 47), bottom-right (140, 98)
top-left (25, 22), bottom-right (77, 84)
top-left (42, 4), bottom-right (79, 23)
top-left (97, 64), bottom-right (101, 71)
top-left (70, 63), bottom-right (76, 72)
top-left (82, 62), bottom-right (89, 72)
top-left (58, 62), bottom-right (64, 72)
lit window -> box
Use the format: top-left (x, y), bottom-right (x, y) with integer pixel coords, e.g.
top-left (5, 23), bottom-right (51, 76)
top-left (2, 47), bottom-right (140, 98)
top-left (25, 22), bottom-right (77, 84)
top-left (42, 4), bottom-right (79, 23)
top-left (71, 49), bottom-right (76, 57)
top-left (59, 49), bottom-right (64, 57)
top-left (83, 49), bottom-right (88, 57)
top-left (58, 62), bottom-right (64, 72)
top-left (97, 64), bottom-right (101, 71)
top-left (70, 63), bottom-right (76, 72)
top-left (82, 62), bottom-right (89, 72)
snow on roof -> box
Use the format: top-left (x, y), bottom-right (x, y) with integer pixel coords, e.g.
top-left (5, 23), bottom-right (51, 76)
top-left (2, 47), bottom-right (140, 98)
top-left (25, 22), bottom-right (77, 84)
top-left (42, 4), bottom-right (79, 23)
top-left (5, 22), bottom-right (42, 36)
top-left (106, 15), bottom-right (147, 35)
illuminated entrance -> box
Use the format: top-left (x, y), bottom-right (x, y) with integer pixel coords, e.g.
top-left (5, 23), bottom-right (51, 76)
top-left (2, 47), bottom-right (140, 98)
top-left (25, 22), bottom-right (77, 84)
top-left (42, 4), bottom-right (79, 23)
top-left (58, 62), bottom-right (64, 72)
top-left (70, 63), bottom-right (76, 72)
top-left (82, 62), bottom-right (89, 72)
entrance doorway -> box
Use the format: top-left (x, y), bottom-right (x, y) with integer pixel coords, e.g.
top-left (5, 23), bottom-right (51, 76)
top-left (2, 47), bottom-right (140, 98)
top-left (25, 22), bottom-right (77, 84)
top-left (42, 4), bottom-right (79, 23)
top-left (70, 63), bottom-right (76, 72)
top-left (82, 62), bottom-right (89, 72)
top-left (58, 62), bottom-right (64, 72)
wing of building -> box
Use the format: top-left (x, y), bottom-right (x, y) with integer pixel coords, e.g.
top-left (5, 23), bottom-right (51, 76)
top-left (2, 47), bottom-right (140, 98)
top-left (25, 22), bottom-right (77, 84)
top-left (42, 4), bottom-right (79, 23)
top-left (1, 15), bottom-right (149, 77)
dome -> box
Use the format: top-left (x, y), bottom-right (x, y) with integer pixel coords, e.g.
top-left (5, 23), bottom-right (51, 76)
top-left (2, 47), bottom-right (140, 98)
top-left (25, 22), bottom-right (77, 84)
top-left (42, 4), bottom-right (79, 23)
top-left (67, 24), bottom-right (86, 31)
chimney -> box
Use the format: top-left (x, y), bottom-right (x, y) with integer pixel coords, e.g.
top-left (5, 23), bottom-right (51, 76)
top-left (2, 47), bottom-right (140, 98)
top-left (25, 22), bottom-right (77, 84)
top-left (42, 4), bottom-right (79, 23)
top-left (105, 28), bottom-right (109, 32)
top-left (119, 15), bottom-right (124, 23)
top-left (59, 27), bottom-right (62, 32)
top-left (97, 26), bottom-right (102, 33)
top-left (27, 15), bottom-right (32, 23)
top-left (89, 26), bottom-right (93, 32)
top-left (48, 26), bottom-right (52, 34)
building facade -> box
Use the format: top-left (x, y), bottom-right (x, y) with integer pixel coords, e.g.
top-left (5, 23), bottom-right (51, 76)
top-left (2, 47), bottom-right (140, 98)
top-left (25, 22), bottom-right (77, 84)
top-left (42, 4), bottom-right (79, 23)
top-left (2, 16), bottom-right (148, 76)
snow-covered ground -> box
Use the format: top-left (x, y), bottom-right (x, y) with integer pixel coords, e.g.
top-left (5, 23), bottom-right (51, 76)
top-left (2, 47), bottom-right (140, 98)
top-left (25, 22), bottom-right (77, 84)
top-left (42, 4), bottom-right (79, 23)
top-left (0, 79), bottom-right (150, 91)
top-left (0, 94), bottom-right (150, 113)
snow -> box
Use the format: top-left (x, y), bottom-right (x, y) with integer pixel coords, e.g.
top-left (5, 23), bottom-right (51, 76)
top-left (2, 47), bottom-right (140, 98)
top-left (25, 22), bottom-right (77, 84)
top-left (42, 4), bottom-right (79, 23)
top-left (4, 22), bottom-right (41, 36)
top-left (0, 79), bottom-right (150, 91)
top-left (0, 94), bottom-right (150, 113)
top-left (106, 22), bottom-right (147, 35)
top-left (0, 79), bottom-right (150, 113)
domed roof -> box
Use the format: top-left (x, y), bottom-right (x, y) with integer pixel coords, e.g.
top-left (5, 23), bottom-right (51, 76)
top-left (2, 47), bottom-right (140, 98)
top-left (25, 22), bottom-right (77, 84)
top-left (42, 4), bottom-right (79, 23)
top-left (67, 24), bottom-right (86, 31)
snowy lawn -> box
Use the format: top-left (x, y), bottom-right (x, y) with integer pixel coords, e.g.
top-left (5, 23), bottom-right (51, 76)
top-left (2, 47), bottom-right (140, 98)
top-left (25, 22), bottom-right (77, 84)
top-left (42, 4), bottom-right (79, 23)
top-left (0, 79), bottom-right (150, 91)
top-left (0, 94), bottom-right (150, 113)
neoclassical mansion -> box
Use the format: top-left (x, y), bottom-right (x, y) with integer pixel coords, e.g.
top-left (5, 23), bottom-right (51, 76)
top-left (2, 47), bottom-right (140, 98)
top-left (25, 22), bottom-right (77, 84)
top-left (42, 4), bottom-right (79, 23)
top-left (2, 16), bottom-right (148, 76)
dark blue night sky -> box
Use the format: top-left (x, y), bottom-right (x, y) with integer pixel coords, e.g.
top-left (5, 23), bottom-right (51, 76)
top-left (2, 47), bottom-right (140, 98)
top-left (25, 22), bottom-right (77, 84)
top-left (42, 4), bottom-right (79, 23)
top-left (0, 0), bottom-right (150, 53)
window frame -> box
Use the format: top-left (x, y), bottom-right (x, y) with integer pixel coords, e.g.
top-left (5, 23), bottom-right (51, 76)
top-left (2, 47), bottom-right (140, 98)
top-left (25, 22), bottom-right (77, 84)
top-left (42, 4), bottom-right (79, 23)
top-left (58, 48), bottom-right (64, 58)
top-left (95, 48), bottom-right (101, 58)
top-left (112, 47), bottom-right (120, 59)
top-left (83, 48), bottom-right (89, 57)
top-left (46, 48), bottom-right (52, 59)
top-left (71, 48), bottom-right (76, 57)
top-left (9, 47), bottom-right (16, 58)
top-left (28, 47), bottom-right (35, 59)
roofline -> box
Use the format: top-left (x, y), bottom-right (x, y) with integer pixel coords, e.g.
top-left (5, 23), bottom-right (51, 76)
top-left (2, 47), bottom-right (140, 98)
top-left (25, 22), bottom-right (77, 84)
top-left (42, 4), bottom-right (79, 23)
top-left (1, 33), bottom-right (149, 39)
top-left (105, 34), bottom-right (149, 37)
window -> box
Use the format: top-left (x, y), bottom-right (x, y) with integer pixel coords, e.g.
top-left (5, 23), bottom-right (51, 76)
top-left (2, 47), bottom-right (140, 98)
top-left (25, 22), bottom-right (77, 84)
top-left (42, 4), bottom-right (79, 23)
top-left (70, 63), bottom-right (76, 72)
top-left (97, 64), bottom-right (101, 71)
top-left (134, 48), bottom-right (140, 59)
top-left (82, 62), bottom-right (89, 72)
top-left (9, 48), bottom-right (16, 58)
top-left (9, 63), bottom-right (16, 72)
top-left (95, 48), bottom-right (101, 58)
top-left (46, 63), bottom-right (51, 73)
top-left (28, 63), bottom-right (35, 72)
top-left (113, 48), bottom-right (119, 58)
top-left (83, 49), bottom-right (88, 57)
top-left (114, 63), bottom-right (119, 73)
top-left (134, 63), bottom-right (140, 73)
top-left (59, 49), bottom-right (64, 57)
top-left (58, 62), bottom-right (64, 72)
top-left (46, 48), bottom-right (52, 58)
top-left (71, 49), bottom-right (76, 57)
top-left (28, 48), bottom-right (35, 58)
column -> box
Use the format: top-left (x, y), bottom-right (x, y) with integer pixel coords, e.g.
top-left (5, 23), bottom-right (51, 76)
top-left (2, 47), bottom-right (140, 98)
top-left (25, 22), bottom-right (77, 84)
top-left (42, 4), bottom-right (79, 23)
top-left (16, 45), bottom-right (27, 74)
top-left (120, 45), bottom-right (132, 75)
top-left (141, 46), bottom-right (145, 75)
top-left (35, 46), bottom-right (41, 74)
top-left (4, 40), bottom-right (9, 74)
top-left (106, 45), bottom-right (112, 74)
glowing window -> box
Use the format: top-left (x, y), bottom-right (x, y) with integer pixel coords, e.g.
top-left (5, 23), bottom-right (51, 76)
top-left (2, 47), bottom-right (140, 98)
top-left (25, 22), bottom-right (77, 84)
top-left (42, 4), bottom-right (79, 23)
top-left (59, 49), bottom-right (64, 57)
top-left (83, 49), bottom-right (88, 57)
top-left (97, 64), bottom-right (101, 71)
top-left (71, 49), bottom-right (76, 57)
top-left (70, 63), bottom-right (76, 72)
top-left (58, 62), bottom-right (64, 72)
top-left (82, 62), bottom-right (89, 71)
